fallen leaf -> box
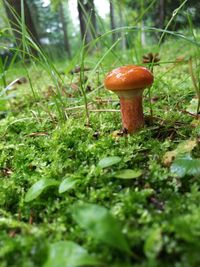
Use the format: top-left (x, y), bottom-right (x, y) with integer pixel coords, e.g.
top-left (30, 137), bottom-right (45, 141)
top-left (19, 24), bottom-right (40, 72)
top-left (176, 140), bottom-right (197, 153)
top-left (175, 56), bottom-right (185, 63)
top-left (111, 129), bottom-right (128, 138)
top-left (6, 77), bottom-right (27, 90)
top-left (163, 140), bottom-right (197, 166)
top-left (186, 98), bottom-right (200, 116)
top-left (191, 119), bottom-right (200, 127)
top-left (70, 66), bottom-right (91, 74)
top-left (27, 132), bottom-right (49, 137)
top-left (70, 83), bottom-right (79, 91)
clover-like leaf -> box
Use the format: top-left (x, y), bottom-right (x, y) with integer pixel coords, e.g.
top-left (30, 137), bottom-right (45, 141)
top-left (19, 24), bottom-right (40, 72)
top-left (59, 177), bottom-right (78, 194)
top-left (170, 154), bottom-right (200, 177)
top-left (98, 156), bottom-right (121, 169)
top-left (43, 241), bottom-right (100, 267)
top-left (25, 178), bottom-right (59, 202)
top-left (144, 227), bottom-right (162, 259)
top-left (72, 203), bottom-right (131, 254)
top-left (114, 169), bottom-right (143, 179)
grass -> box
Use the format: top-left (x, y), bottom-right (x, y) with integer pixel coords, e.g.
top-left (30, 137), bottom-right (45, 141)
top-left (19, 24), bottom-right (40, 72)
top-left (1, 2), bottom-right (200, 266)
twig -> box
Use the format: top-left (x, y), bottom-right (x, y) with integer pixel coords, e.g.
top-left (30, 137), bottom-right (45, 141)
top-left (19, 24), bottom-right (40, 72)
top-left (90, 109), bottom-right (120, 112)
top-left (64, 105), bottom-right (85, 111)
top-left (93, 99), bottom-right (117, 103)
top-left (88, 84), bottom-right (104, 95)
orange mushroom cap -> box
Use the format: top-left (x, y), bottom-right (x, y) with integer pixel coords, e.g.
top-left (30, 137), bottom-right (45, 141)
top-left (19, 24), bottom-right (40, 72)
top-left (104, 65), bottom-right (153, 91)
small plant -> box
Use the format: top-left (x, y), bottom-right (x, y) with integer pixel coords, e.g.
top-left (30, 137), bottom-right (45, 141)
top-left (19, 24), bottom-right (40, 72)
top-left (188, 57), bottom-right (200, 117)
top-left (142, 52), bottom-right (160, 73)
top-left (142, 52), bottom-right (160, 121)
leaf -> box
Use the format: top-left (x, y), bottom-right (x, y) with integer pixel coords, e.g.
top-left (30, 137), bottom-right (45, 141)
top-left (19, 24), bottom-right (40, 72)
top-left (170, 154), bottom-right (200, 177)
top-left (58, 177), bottom-right (78, 194)
top-left (163, 150), bottom-right (177, 166)
top-left (72, 203), bottom-right (131, 254)
top-left (98, 156), bottom-right (121, 169)
top-left (114, 169), bottom-right (143, 179)
top-left (25, 178), bottom-right (59, 202)
top-left (144, 227), bottom-right (162, 259)
top-left (186, 98), bottom-right (199, 115)
top-left (175, 140), bottom-right (197, 154)
top-left (163, 140), bottom-right (197, 166)
top-left (43, 241), bottom-right (100, 267)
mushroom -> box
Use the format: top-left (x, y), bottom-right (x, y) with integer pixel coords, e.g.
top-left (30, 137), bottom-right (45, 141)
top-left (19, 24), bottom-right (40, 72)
top-left (104, 65), bottom-right (154, 134)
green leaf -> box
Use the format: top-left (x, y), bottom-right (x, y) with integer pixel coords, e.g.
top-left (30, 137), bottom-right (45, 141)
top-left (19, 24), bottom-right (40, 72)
top-left (72, 203), bottom-right (131, 254)
top-left (43, 241), bottom-right (100, 267)
top-left (114, 169), bottom-right (143, 179)
top-left (170, 154), bottom-right (200, 177)
top-left (58, 177), bottom-right (78, 194)
top-left (144, 227), bottom-right (162, 259)
top-left (25, 178), bottom-right (59, 202)
top-left (98, 156), bottom-right (121, 169)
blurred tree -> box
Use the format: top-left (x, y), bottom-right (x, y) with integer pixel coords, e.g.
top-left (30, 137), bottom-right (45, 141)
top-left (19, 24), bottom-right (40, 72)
top-left (27, 0), bottom-right (72, 58)
top-left (158, 0), bottom-right (165, 29)
top-left (3, 0), bottom-right (41, 48)
top-left (77, 0), bottom-right (97, 45)
top-left (122, 0), bottom-right (200, 42)
top-left (49, 0), bottom-right (72, 57)
top-left (150, 0), bottom-right (200, 35)
top-left (117, 1), bottom-right (126, 49)
top-left (27, 0), bottom-right (43, 38)
top-left (149, 0), bottom-right (200, 30)
top-left (37, 1), bottom-right (63, 44)
top-left (59, 2), bottom-right (71, 58)
top-left (109, 0), bottom-right (117, 43)
top-left (0, 1), bottom-right (8, 29)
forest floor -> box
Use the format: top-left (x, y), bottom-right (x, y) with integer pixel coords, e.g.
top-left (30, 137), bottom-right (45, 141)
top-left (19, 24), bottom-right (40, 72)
top-left (0, 37), bottom-right (200, 267)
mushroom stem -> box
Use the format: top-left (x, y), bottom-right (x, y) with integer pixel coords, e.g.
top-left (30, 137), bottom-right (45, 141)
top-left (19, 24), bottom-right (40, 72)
top-left (120, 95), bottom-right (144, 133)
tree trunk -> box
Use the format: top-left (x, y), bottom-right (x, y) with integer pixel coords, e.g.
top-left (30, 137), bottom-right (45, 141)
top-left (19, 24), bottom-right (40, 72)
top-left (4, 0), bottom-right (41, 49)
top-left (109, 0), bottom-right (117, 43)
top-left (118, 1), bottom-right (126, 50)
top-left (77, 0), bottom-right (97, 45)
top-left (87, 0), bottom-right (97, 38)
top-left (159, 0), bottom-right (165, 28)
top-left (59, 2), bottom-right (71, 58)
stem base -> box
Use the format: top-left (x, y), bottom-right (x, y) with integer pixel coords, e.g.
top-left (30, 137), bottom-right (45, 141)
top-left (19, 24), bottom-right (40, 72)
top-left (120, 96), bottom-right (144, 133)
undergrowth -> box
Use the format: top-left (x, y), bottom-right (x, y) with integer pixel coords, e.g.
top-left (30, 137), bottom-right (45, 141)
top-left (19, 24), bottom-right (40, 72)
top-left (1, 2), bottom-right (200, 266)
top-left (1, 38), bottom-right (200, 265)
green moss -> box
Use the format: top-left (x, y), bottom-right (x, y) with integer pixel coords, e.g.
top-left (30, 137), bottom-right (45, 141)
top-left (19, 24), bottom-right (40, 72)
top-left (1, 36), bottom-right (200, 266)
